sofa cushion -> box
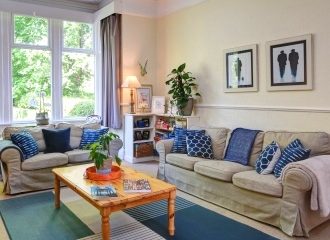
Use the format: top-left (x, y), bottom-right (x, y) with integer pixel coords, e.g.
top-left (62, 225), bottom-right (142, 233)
top-left (233, 170), bottom-right (283, 197)
top-left (263, 131), bottom-right (330, 157)
top-left (11, 131), bottom-right (39, 159)
top-left (79, 128), bottom-right (109, 149)
top-left (166, 153), bottom-right (207, 171)
top-left (255, 141), bottom-right (281, 174)
top-left (274, 139), bottom-right (311, 178)
top-left (22, 152), bottom-right (68, 170)
top-left (187, 134), bottom-right (214, 159)
top-left (65, 149), bottom-right (91, 163)
top-left (171, 128), bottom-right (205, 154)
top-left (194, 160), bottom-right (253, 182)
top-left (42, 128), bottom-right (72, 153)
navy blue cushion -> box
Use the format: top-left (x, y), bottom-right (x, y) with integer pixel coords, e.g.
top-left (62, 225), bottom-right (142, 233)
top-left (187, 134), bottom-right (213, 159)
top-left (79, 128), bottom-right (109, 149)
top-left (171, 128), bottom-right (205, 154)
top-left (42, 128), bottom-right (72, 153)
top-left (11, 131), bottom-right (39, 159)
top-left (224, 128), bottom-right (261, 165)
top-left (255, 141), bottom-right (281, 174)
top-left (273, 139), bottom-right (311, 178)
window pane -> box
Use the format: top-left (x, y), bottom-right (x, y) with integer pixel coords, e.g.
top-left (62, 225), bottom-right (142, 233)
top-left (63, 21), bottom-right (93, 50)
top-left (62, 52), bottom-right (95, 118)
top-left (14, 15), bottom-right (48, 46)
top-left (12, 48), bottom-right (51, 121)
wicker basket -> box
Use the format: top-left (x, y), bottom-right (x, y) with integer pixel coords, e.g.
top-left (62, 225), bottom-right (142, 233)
top-left (134, 142), bottom-right (154, 158)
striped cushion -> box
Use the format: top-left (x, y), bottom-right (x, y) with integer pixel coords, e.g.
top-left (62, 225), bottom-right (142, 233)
top-left (274, 139), bottom-right (311, 178)
top-left (11, 131), bottom-right (39, 159)
top-left (79, 128), bottom-right (109, 149)
top-left (171, 128), bottom-right (205, 154)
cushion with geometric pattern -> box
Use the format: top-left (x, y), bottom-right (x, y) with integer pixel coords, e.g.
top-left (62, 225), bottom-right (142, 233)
top-left (273, 139), bottom-right (311, 178)
top-left (11, 131), bottom-right (39, 160)
top-left (171, 128), bottom-right (205, 154)
top-left (187, 134), bottom-right (214, 159)
top-left (255, 141), bottom-right (281, 174)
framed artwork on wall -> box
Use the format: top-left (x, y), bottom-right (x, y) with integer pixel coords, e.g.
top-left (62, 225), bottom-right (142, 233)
top-left (224, 44), bottom-right (258, 92)
top-left (152, 96), bottom-right (165, 114)
top-left (266, 34), bottom-right (312, 91)
top-left (136, 85), bottom-right (152, 112)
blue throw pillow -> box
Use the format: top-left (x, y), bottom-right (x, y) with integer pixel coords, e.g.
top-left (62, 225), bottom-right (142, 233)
top-left (187, 134), bottom-right (214, 159)
top-left (79, 127), bottom-right (109, 149)
top-left (42, 128), bottom-right (72, 153)
top-left (11, 131), bottom-right (39, 159)
top-left (273, 139), bottom-right (311, 178)
top-left (171, 128), bottom-right (205, 154)
top-left (255, 141), bottom-right (281, 174)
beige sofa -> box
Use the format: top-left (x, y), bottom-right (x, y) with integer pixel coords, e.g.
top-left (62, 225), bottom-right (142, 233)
top-left (0, 122), bottom-right (123, 194)
top-left (156, 127), bottom-right (330, 237)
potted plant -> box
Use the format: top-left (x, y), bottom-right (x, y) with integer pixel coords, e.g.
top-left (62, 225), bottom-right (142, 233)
top-left (165, 63), bottom-right (201, 116)
top-left (87, 132), bottom-right (123, 174)
top-left (35, 91), bottom-right (49, 125)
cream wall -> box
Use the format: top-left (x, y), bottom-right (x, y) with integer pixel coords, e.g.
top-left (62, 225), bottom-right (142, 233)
top-left (156, 0), bottom-right (330, 132)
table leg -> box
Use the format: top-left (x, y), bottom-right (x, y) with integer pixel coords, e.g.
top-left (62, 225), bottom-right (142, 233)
top-left (168, 190), bottom-right (176, 236)
top-left (101, 209), bottom-right (111, 240)
top-left (54, 175), bottom-right (60, 209)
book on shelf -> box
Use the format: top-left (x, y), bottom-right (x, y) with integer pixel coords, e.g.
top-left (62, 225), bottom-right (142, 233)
top-left (123, 179), bottom-right (152, 193)
top-left (90, 185), bottom-right (117, 200)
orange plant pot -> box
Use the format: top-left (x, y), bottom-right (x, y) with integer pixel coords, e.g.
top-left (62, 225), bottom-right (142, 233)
top-left (85, 166), bottom-right (121, 181)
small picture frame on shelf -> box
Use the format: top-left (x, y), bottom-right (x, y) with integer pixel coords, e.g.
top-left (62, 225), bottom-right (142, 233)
top-left (134, 131), bottom-right (143, 141)
top-left (152, 96), bottom-right (165, 114)
top-left (142, 118), bottom-right (150, 127)
top-left (142, 130), bottom-right (150, 140)
top-left (136, 85), bottom-right (152, 112)
top-left (136, 120), bottom-right (145, 128)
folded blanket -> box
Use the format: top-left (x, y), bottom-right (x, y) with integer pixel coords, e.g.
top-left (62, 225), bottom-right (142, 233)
top-left (281, 155), bottom-right (330, 217)
top-left (224, 128), bottom-right (260, 165)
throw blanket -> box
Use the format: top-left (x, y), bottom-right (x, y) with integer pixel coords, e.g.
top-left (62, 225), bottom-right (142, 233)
top-left (281, 155), bottom-right (330, 217)
top-left (224, 128), bottom-right (260, 165)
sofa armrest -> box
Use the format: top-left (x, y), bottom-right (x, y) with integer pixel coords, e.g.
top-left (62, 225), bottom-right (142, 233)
top-left (282, 167), bottom-right (313, 192)
top-left (156, 139), bottom-right (174, 164)
top-left (0, 140), bottom-right (24, 165)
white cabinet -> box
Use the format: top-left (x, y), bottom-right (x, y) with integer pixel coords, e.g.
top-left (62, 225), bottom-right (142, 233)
top-left (124, 113), bottom-right (200, 163)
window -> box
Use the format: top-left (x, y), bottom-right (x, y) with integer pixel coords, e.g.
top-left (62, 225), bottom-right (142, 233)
top-left (12, 15), bottom-right (51, 121)
top-left (62, 21), bottom-right (95, 118)
top-left (9, 15), bottom-right (95, 122)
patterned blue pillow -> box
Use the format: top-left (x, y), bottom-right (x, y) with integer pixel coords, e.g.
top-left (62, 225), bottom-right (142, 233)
top-left (187, 134), bottom-right (213, 159)
top-left (11, 131), bottom-right (39, 159)
top-left (255, 141), bottom-right (281, 174)
top-left (79, 128), bottom-right (109, 149)
top-left (273, 139), bottom-right (311, 178)
top-left (171, 128), bottom-right (205, 154)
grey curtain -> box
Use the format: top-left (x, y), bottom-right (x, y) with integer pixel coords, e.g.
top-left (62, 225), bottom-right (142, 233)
top-left (101, 14), bottom-right (122, 129)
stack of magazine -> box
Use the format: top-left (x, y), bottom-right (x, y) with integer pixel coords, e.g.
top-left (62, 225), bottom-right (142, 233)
top-left (123, 179), bottom-right (152, 193)
top-left (90, 185), bottom-right (117, 200)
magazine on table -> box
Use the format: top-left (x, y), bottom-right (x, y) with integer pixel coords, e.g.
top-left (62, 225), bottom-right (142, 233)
top-left (90, 185), bottom-right (117, 200)
top-left (123, 179), bottom-right (152, 193)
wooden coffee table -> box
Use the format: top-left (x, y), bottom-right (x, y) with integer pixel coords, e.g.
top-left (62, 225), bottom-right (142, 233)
top-left (52, 164), bottom-right (176, 240)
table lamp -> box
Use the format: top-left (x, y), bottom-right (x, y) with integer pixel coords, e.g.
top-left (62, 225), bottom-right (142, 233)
top-left (121, 76), bottom-right (141, 114)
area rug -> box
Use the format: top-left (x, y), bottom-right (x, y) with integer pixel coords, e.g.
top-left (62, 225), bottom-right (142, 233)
top-left (0, 191), bottom-right (278, 240)
top-left (0, 191), bottom-right (93, 240)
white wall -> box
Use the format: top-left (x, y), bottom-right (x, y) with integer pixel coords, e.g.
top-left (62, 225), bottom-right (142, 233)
top-left (156, 0), bottom-right (330, 132)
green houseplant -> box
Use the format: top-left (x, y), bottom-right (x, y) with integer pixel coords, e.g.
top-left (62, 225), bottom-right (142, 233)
top-left (87, 132), bottom-right (122, 173)
top-left (166, 63), bottom-right (201, 116)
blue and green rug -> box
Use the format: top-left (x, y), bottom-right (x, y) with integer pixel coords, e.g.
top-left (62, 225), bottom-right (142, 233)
top-left (0, 191), bottom-right (277, 240)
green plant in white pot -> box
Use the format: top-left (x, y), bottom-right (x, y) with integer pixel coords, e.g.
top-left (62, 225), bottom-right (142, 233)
top-left (87, 132), bottom-right (122, 174)
top-left (166, 63), bottom-right (201, 116)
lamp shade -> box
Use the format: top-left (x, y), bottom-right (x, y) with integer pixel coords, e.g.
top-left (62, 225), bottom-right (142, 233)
top-left (121, 76), bottom-right (141, 88)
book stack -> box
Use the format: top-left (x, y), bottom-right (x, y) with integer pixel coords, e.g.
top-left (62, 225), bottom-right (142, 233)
top-left (90, 185), bottom-right (117, 200)
top-left (123, 179), bottom-right (152, 193)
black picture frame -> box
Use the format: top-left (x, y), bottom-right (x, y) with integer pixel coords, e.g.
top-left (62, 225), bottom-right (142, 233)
top-left (142, 118), bottom-right (150, 127)
top-left (142, 130), bottom-right (150, 140)
top-left (134, 131), bottom-right (143, 141)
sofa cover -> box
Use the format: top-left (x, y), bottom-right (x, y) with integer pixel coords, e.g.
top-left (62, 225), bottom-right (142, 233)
top-left (156, 127), bottom-right (330, 237)
top-left (0, 122), bottom-right (123, 194)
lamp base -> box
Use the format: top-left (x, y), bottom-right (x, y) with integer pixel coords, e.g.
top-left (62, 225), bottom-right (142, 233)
top-left (130, 89), bottom-right (135, 114)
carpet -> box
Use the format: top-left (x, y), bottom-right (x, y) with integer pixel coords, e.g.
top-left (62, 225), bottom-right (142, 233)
top-left (0, 191), bottom-right (93, 240)
top-left (0, 191), bottom-right (278, 240)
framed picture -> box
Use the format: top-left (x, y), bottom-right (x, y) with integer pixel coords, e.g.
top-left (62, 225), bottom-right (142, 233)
top-left (142, 118), bottom-right (150, 127)
top-left (134, 131), bottom-right (143, 141)
top-left (136, 85), bottom-right (152, 112)
top-left (224, 44), bottom-right (258, 92)
top-left (142, 130), bottom-right (150, 140)
top-left (266, 34), bottom-right (312, 91)
top-left (152, 96), bottom-right (165, 114)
